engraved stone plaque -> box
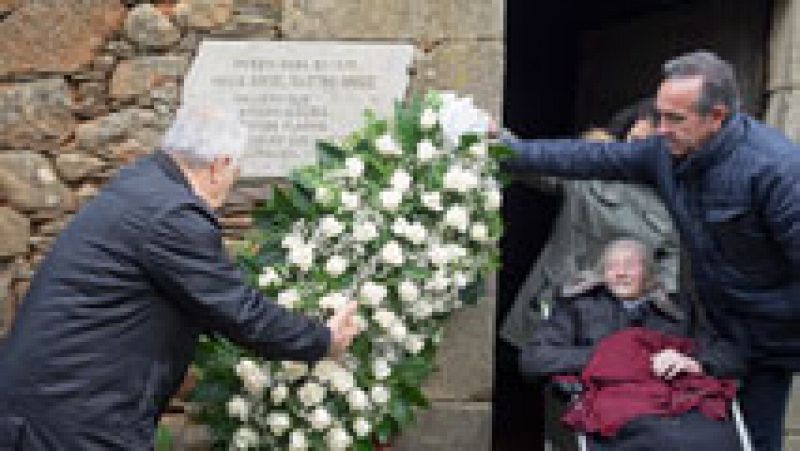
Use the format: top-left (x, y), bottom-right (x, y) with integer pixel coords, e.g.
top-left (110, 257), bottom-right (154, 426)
top-left (183, 41), bottom-right (414, 177)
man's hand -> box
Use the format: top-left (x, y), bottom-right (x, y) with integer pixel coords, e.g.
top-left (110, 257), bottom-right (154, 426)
top-left (651, 348), bottom-right (703, 380)
top-left (325, 301), bottom-right (359, 359)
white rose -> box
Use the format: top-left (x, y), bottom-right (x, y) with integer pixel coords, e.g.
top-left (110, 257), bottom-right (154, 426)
top-left (373, 359), bottom-right (391, 380)
top-left (329, 368), bottom-right (355, 394)
top-left (277, 288), bottom-right (300, 308)
top-left (428, 244), bottom-right (450, 266)
top-left (340, 191), bottom-right (360, 211)
top-left (390, 169), bottom-right (412, 193)
top-left (443, 165), bottom-right (464, 192)
top-left (389, 321), bottom-right (408, 342)
top-left (353, 417), bottom-right (372, 438)
top-left (420, 108), bottom-right (438, 129)
top-left (373, 309), bottom-right (396, 330)
top-left (288, 244), bottom-right (314, 271)
top-left (411, 301), bottom-right (434, 319)
top-left (319, 291), bottom-right (348, 310)
top-left (443, 165), bottom-right (478, 193)
top-left (416, 139), bottom-right (437, 162)
top-left (235, 359), bottom-right (269, 396)
top-left (370, 385), bottom-right (390, 405)
top-left (267, 412), bottom-right (291, 436)
top-left (232, 427), bottom-right (259, 450)
top-left (271, 384), bottom-right (288, 404)
top-left (469, 141), bottom-right (488, 158)
top-left (446, 244), bottom-right (468, 261)
top-left (326, 427), bottom-right (352, 451)
top-left (398, 280), bottom-right (420, 303)
top-left (470, 223), bottom-right (489, 242)
top-left (420, 191), bottom-right (443, 212)
top-left (313, 359), bottom-right (340, 381)
top-left (353, 313), bottom-right (368, 333)
top-left (391, 217), bottom-right (409, 237)
top-left (360, 282), bottom-right (388, 306)
top-left (226, 395), bottom-right (250, 421)
top-left (309, 407), bottom-right (332, 430)
top-left (380, 240), bottom-right (404, 266)
top-left (438, 93), bottom-right (490, 147)
top-left (258, 266), bottom-right (281, 288)
top-left (298, 381), bottom-right (325, 407)
top-left (344, 157), bottom-right (364, 178)
top-left (379, 189), bottom-right (403, 211)
top-left (347, 388), bottom-right (370, 410)
top-left (453, 271), bottom-right (470, 289)
top-left (281, 233), bottom-right (304, 249)
top-left (289, 430), bottom-right (308, 451)
top-left (404, 222), bottom-right (427, 245)
top-left (375, 133), bottom-right (401, 156)
top-left (315, 186), bottom-right (333, 204)
top-left (444, 205), bottom-right (470, 232)
top-left (427, 271), bottom-right (451, 291)
top-left (352, 221), bottom-right (378, 242)
top-left (320, 215), bottom-right (344, 238)
top-left (404, 334), bottom-right (425, 355)
top-left (281, 361), bottom-right (308, 381)
top-left (324, 255), bottom-right (348, 277)
top-left (484, 188), bottom-right (501, 211)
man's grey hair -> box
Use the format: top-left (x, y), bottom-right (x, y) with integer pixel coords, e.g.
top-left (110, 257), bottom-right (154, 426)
top-left (598, 238), bottom-right (656, 283)
top-left (160, 103), bottom-right (249, 167)
top-left (663, 50), bottom-right (741, 115)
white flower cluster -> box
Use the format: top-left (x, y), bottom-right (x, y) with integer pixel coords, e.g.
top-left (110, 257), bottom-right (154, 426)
top-left (221, 92), bottom-right (503, 450)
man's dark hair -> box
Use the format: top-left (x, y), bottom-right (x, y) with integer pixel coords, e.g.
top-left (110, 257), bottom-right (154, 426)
top-left (607, 98), bottom-right (657, 141)
top-left (663, 50), bottom-right (741, 115)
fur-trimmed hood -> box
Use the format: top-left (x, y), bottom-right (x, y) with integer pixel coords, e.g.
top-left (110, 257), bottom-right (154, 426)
top-left (560, 270), bottom-right (685, 322)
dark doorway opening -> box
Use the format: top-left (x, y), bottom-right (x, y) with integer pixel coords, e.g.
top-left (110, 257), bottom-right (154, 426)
top-left (496, 1), bottom-right (771, 449)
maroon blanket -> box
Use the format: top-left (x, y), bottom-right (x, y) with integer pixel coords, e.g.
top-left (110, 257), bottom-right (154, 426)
top-left (559, 328), bottom-right (736, 437)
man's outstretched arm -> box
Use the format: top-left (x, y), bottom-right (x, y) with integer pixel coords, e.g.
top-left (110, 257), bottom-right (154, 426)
top-left (501, 135), bottom-right (659, 185)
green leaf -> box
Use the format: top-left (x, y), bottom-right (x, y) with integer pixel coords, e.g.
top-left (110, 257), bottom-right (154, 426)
top-left (399, 383), bottom-right (430, 408)
top-left (489, 142), bottom-right (515, 160)
top-left (154, 424), bottom-right (173, 451)
top-left (317, 140), bottom-right (346, 165)
top-left (458, 133), bottom-right (481, 150)
top-left (389, 397), bottom-right (414, 426)
top-left (458, 273), bottom-right (485, 306)
top-left (355, 439), bottom-right (375, 451)
top-left (375, 418), bottom-right (398, 444)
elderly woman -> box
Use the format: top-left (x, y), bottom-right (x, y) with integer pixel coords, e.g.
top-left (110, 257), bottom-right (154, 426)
top-left (519, 239), bottom-right (745, 450)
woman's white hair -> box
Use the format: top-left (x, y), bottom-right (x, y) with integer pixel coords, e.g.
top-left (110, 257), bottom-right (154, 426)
top-left (160, 103), bottom-right (249, 167)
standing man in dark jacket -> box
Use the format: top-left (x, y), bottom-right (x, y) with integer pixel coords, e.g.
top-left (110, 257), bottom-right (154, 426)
top-left (0, 105), bottom-right (358, 449)
top-left (502, 50), bottom-right (800, 451)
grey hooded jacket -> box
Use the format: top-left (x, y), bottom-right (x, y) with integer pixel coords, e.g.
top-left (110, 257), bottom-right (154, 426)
top-left (500, 175), bottom-right (680, 349)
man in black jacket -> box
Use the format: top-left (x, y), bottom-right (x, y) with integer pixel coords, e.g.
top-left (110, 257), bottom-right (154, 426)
top-left (502, 50), bottom-right (800, 451)
top-left (0, 105), bottom-right (358, 449)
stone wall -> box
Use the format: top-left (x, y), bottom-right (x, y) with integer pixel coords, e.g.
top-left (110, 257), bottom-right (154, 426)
top-left (766, 2), bottom-right (800, 448)
top-left (0, 0), bottom-right (503, 449)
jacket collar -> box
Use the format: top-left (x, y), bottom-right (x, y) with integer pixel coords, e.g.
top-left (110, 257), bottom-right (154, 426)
top-left (152, 149), bottom-right (192, 190)
top-left (673, 113), bottom-right (745, 179)
top-left (560, 270), bottom-right (685, 322)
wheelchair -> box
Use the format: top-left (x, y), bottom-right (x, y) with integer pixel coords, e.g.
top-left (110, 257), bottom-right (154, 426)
top-left (543, 380), bottom-right (753, 451)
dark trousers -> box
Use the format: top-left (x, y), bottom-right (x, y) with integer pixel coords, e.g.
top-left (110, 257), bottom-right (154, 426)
top-left (739, 366), bottom-right (794, 451)
top-left (588, 410), bottom-right (741, 451)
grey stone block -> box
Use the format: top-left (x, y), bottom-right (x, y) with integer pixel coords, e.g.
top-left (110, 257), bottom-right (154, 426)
top-left (392, 401), bottom-right (491, 451)
top-left (282, 0), bottom-right (503, 40)
top-left (423, 276), bottom-right (495, 402)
